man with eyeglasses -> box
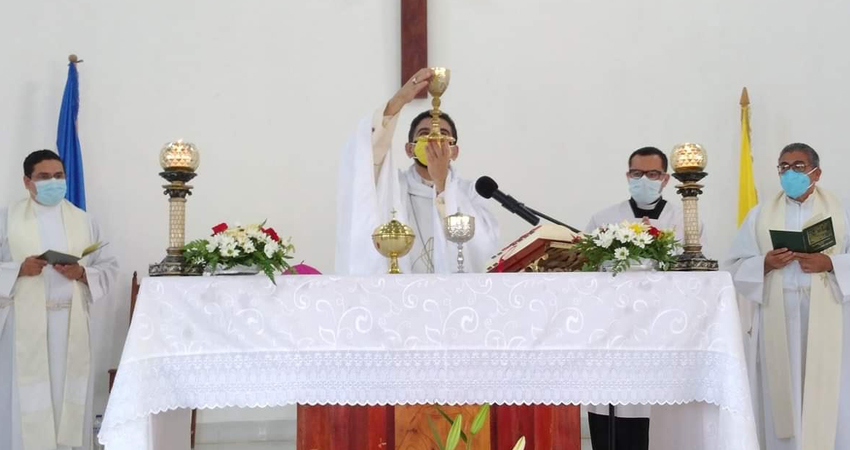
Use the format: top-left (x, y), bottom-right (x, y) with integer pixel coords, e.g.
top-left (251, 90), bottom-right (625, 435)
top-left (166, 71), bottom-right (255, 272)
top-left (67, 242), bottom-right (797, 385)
top-left (336, 68), bottom-right (498, 275)
top-left (727, 143), bottom-right (850, 450)
top-left (583, 146), bottom-right (693, 450)
top-left (586, 146), bottom-right (688, 240)
top-left (0, 150), bottom-right (117, 450)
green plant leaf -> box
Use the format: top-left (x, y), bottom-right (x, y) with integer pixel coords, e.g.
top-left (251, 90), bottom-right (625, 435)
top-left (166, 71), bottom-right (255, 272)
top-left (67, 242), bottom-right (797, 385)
top-left (445, 415), bottom-right (462, 450)
top-left (511, 436), bottom-right (526, 450)
top-left (470, 404), bottom-right (489, 435)
top-left (427, 416), bottom-right (446, 450)
top-left (435, 407), bottom-right (468, 443)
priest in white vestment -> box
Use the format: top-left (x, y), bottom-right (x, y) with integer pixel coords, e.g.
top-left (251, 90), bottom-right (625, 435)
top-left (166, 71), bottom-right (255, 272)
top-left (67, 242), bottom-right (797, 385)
top-left (726, 143), bottom-right (850, 450)
top-left (0, 150), bottom-right (117, 450)
top-left (585, 146), bottom-right (701, 450)
top-left (336, 68), bottom-right (498, 275)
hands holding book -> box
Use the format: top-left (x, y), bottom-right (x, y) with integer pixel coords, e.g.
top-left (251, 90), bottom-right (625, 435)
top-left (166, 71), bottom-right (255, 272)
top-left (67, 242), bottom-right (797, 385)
top-left (764, 248), bottom-right (833, 274)
top-left (18, 255), bottom-right (87, 283)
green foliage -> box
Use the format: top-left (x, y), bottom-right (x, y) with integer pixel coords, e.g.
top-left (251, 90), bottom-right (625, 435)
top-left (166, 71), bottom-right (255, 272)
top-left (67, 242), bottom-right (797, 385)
top-left (572, 221), bottom-right (680, 274)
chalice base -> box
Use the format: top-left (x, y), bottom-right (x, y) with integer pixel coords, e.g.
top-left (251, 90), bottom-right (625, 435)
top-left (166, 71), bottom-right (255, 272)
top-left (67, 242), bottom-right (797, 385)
top-left (388, 255), bottom-right (403, 275)
top-left (670, 251), bottom-right (719, 272)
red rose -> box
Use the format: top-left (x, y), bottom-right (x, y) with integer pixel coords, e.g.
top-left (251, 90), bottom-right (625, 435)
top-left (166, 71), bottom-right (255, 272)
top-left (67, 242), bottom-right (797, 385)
top-left (263, 227), bottom-right (281, 242)
top-left (212, 223), bottom-right (228, 235)
top-left (648, 227), bottom-right (660, 237)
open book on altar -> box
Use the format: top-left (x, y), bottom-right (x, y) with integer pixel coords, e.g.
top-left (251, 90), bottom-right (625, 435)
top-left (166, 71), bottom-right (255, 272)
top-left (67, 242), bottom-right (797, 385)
top-left (486, 224), bottom-right (583, 273)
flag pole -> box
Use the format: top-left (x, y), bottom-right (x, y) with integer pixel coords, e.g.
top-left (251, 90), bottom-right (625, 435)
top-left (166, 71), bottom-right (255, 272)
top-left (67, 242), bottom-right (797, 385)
top-left (68, 54), bottom-right (83, 64)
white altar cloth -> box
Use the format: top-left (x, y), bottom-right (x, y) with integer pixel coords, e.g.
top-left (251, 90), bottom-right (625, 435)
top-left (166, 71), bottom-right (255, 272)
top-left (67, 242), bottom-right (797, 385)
top-left (100, 272), bottom-right (757, 450)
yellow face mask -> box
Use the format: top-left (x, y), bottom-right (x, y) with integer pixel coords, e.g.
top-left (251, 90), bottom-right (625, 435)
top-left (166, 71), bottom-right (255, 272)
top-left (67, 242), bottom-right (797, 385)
top-left (413, 136), bottom-right (430, 166)
top-left (412, 135), bottom-right (456, 166)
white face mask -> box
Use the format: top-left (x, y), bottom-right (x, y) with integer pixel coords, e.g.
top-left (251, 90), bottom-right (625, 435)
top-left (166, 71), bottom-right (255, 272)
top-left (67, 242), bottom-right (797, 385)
top-left (628, 177), bottom-right (662, 205)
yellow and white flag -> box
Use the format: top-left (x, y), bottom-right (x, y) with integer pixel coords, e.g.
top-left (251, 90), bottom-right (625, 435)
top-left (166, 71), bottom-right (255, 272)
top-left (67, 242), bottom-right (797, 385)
top-left (738, 87), bottom-right (758, 226)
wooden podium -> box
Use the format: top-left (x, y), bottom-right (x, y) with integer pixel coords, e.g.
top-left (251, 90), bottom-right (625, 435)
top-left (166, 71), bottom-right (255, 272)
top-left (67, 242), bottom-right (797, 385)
top-left (297, 225), bottom-right (584, 450)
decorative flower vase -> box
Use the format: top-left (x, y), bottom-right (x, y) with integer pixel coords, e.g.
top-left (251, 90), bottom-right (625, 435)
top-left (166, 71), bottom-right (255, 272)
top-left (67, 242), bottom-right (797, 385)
top-left (210, 264), bottom-right (261, 276)
top-left (599, 258), bottom-right (659, 272)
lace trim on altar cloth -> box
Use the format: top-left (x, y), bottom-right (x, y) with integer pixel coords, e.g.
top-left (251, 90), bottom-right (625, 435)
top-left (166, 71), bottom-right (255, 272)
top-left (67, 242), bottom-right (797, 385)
top-left (101, 349), bottom-right (753, 439)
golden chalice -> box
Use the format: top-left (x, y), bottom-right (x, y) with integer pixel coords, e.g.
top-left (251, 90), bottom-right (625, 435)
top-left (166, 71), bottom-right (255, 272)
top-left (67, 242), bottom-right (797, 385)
top-left (426, 67), bottom-right (454, 145)
top-left (372, 211), bottom-right (416, 274)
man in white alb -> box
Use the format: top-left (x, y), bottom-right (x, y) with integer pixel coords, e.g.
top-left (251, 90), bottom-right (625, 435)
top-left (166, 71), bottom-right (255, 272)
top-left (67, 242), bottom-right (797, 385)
top-left (726, 143), bottom-right (850, 450)
top-left (336, 68), bottom-right (498, 274)
top-left (585, 146), bottom-right (693, 450)
top-left (0, 150), bottom-right (117, 450)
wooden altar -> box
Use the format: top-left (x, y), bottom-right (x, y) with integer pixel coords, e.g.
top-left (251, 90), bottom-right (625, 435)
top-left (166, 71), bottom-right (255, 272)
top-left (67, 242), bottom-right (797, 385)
top-left (297, 404), bottom-right (580, 450)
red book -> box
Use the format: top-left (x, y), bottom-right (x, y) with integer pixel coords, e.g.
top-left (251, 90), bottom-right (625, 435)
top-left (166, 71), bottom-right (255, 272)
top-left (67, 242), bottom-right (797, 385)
top-left (487, 224), bottom-right (580, 273)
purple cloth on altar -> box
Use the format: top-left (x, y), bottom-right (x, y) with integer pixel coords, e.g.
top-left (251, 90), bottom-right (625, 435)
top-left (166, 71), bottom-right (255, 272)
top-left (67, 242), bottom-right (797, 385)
top-left (292, 263), bottom-right (321, 275)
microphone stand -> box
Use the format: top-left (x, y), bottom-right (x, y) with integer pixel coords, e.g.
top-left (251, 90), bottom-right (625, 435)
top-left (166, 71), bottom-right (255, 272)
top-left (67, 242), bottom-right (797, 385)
top-left (522, 205), bottom-right (581, 234)
top-left (609, 404), bottom-right (617, 450)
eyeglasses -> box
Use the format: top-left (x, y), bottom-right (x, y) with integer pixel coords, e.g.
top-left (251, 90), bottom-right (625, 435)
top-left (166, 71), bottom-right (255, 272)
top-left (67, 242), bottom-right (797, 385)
top-left (777, 161), bottom-right (814, 174)
top-left (31, 173), bottom-right (66, 181)
top-left (628, 169), bottom-right (665, 180)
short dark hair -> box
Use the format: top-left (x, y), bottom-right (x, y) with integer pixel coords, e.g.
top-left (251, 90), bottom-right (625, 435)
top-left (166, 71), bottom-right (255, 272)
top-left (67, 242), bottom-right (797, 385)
top-left (408, 110), bottom-right (459, 144)
top-left (24, 150), bottom-right (64, 178)
top-left (779, 142), bottom-right (820, 168)
top-left (628, 146), bottom-right (668, 172)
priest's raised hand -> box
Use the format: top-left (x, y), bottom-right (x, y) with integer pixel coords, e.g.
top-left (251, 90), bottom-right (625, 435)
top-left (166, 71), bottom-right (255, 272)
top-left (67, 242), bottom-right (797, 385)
top-left (384, 67), bottom-right (433, 117)
top-left (425, 140), bottom-right (455, 195)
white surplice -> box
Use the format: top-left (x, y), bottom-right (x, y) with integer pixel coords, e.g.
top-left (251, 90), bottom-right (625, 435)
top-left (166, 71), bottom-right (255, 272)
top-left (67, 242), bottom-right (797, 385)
top-left (0, 201), bottom-right (118, 450)
top-left (586, 198), bottom-right (688, 243)
top-left (335, 109), bottom-right (498, 275)
top-left (726, 194), bottom-right (850, 450)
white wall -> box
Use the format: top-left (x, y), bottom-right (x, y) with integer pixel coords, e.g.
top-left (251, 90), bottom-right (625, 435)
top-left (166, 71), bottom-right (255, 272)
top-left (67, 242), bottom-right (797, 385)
top-left (2, 0), bottom-right (850, 422)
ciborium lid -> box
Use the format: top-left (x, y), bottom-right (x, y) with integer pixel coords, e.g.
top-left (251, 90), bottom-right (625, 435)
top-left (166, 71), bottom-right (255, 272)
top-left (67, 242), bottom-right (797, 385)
top-left (372, 212), bottom-right (415, 238)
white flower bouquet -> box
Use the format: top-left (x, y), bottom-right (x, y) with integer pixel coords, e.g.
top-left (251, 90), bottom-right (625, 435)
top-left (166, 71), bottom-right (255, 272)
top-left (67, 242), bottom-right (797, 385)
top-left (183, 222), bottom-right (295, 283)
top-left (572, 221), bottom-right (680, 274)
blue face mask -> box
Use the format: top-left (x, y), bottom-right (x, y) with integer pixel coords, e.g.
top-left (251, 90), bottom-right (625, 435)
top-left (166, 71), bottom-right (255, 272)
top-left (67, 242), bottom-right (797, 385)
top-left (628, 177), bottom-right (663, 205)
top-left (34, 179), bottom-right (67, 206)
top-left (780, 168), bottom-right (815, 200)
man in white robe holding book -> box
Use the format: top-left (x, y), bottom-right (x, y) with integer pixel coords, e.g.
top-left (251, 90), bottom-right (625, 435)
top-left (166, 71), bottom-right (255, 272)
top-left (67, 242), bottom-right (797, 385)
top-left (0, 150), bottom-right (118, 450)
top-left (727, 143), bottom-right (850, 450)
top-left (336, 68), bottom-right (498, 275)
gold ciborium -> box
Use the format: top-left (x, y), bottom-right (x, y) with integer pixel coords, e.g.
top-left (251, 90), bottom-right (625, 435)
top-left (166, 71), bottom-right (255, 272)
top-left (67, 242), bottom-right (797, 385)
top-left (669, 143), bottom-right (718, 271)
top-left (372, 211), bottom-right (416, 274)
top-left (149, 139), bottom-right (203, 276)
top-left (426, 67), bottom-right (454, 144)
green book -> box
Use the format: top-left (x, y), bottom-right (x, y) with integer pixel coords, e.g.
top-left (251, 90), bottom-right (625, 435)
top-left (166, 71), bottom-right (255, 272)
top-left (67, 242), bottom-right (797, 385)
top-left (37, 250), bottom-right (80, 265)
top-left (770, 216), bottom-right (836, 253)
top-left (36, 242), bottom-right (108, 265)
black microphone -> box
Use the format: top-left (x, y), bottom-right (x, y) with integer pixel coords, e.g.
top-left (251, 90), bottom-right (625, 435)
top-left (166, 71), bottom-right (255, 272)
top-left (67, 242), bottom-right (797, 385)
top-left (475, 176), bottom-right (540, 226)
